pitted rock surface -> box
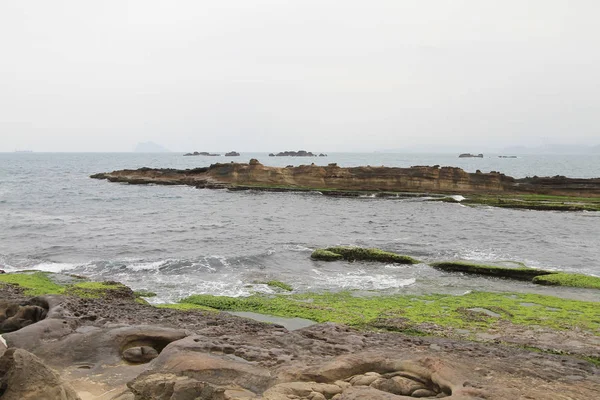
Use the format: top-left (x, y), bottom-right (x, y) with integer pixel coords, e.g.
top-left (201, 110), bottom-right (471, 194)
top-left (0, 287), bottom-right (597, 399)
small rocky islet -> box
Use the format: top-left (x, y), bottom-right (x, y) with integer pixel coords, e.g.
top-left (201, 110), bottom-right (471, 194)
top-left (1, 247), bottom-right (599, 399)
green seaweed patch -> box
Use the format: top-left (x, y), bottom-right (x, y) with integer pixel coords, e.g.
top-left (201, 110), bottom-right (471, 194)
top-left (180, 291), bottom-right (600, 336)
top-left (0, 272), bottom-right (133, 299)
top-left (533, 273), bottom-right (600, 289)
top-left (65, 281), bottom-right (129, 298)
top-left (430, 261), bottom-right (555, 281)
top-left (156, 303), bottom-right (218, 312)
top-left (460, 195), bottom-right (600, 212)
top-left (313, 247), bottom-right (419, 264)
top-left (134, 290), bottom-right (158, 298)
top-left (262, 280), bottom-right (293, 292)
top-left (0, 272), bottom-right (65, 296)
top-left (311, 249), bottom-right (343, 261)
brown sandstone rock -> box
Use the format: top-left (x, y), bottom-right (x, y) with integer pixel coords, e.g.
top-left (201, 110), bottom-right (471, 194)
top-left (0, 348), bottom-right (81, 400)
top-left (128, 335), bottom-right (274, 399)
top-left (122, 345), bottom-right (159, 364)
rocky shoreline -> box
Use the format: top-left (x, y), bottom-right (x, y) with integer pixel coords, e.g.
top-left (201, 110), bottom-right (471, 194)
top-left (90, 160), bottom-right (600, 211)
top-left (1, 275), bottom-right (599, 400)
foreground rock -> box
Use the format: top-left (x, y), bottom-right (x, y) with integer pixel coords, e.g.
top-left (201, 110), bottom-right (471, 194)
top-left (0, 282), bottom-right (598, 399)
top-left (90, 160), bottom-right (600, 199)
top-left (0, 348), bottom-right (81, 400)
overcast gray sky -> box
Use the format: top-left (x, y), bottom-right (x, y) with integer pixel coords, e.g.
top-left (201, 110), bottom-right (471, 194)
top-left (1, 0), bottom-right (599, 152)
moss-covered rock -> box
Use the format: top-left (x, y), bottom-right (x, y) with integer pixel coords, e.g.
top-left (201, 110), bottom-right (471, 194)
top-left (0, 272), bottom-right (133, 299)
top-left (532, 273), bottom-right (600, 289)
top-left (134, 290), bottom-right (158, 298)
top-left (180, 291), bottom-right (600, 335)
top-left (430, 261), bottom-right (555, 281)
top-left (263, 280), bottom-right (293, 292)
top-left (312, 247), bottom-right (419, 264)
top-left (155, 303), bottom-right (218, 312)
top-left (311, 249), bottom-right (344, 261)
top-left (0, 272), bottom-right (64, 296)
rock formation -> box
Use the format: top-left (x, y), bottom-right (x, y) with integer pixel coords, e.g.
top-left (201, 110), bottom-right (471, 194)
top-left (0, 279), bottom-right (598, 400)
top-left (270, 150), bottom-right (318, 157)
top-left (225, 151), bottom-right (241, 156)
top-left (184, 151), bottom-right (220, 156)
top-left (90, 160), bottom-right (600, 198)
top-left (458, 153), bottom-right (483, 158)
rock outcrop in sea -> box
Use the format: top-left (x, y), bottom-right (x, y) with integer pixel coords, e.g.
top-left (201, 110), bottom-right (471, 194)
top-left (269, 150), bottom-right (319, 157)
top-left (90, 160), bottom-right (600, 198)
top-left (184, 151), bottom-right (220, 156)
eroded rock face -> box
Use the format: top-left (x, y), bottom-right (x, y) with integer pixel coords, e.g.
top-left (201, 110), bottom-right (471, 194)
top-left (262, 354), bottom-right (485, 399)
top-left (0, 348), bottom-right (81, 400)
top-left (0, 291), bottom-right (597, 400)
top-left (90, 162), bottom-right (600, 197)
top-left (128, 335), bottom-right (274, 399)
top-left (0, 299), bottom-right (48, 333)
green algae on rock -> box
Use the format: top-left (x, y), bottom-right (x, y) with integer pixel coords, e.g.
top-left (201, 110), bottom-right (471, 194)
top-left (0, 272), bottom-right (65, 296)
top-left (134, 290), bottom-right (158, 298)
top-left (263, 280), bottom-right (293, 292)
top-left (312, 246), bottom-right (420, 264)
top-left (310, 249), bottom-right (344, 261)
top-left (155, 303), bottom-right (219, 312)
top-left (533, 273), bottom-right (600, 289)
top-left (179, 291), bottom-right (600, 336)
top-left (430, 261), bottom-right (555, 280)
top-left (0, 272), bottom-right (132, 299)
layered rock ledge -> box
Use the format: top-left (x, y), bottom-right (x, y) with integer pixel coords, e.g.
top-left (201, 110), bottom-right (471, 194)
top-left (90, 160), bottom-right (600, 199)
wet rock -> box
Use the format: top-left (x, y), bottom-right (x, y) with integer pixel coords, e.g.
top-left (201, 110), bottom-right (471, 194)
top-left (0, 348), bottom-right (81, 400)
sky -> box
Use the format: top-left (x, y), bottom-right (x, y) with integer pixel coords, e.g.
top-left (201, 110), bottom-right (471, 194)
top-left (1, 0), bottom-right (599, 152)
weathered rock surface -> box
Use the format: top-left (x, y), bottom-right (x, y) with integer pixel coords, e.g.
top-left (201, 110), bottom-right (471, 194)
top-left (0, 348), bottom-right (81, 400)
top-left (0, 285), bottom-right (598, 400)
top-left (0, 299), bottom-right (47, 333)
top-left (90, 161), bottom-right (600, 197)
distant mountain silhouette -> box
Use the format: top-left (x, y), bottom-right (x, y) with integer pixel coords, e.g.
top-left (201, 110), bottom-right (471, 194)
top-left (134, 141), bottom-right (170, 152)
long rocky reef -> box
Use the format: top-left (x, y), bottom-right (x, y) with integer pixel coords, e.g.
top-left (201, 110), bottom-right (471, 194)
top-left (90, 160), bottom-right (600, 211)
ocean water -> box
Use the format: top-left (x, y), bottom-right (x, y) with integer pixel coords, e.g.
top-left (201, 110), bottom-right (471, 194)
top-left (1, 152), bottom-right (599, 303)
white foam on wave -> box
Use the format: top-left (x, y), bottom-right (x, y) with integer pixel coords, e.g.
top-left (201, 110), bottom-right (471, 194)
top-left (283, 244), bottom-right (313, 252)
top-left (315, 271), bottom-right (416, 291)
top-left (127, 260), bottom-right (169, 271)
top-left (449, 195), bottom-right (466, 202)
top-left (28, 262), bottom-right (81, 273)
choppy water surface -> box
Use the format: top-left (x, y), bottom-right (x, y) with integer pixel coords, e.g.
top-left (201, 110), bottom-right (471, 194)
top-left (1, 152), bottom-right (599, 303)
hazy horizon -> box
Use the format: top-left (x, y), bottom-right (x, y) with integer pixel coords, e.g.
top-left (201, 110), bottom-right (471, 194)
top-left (2, 1), bottom-right (599, 152)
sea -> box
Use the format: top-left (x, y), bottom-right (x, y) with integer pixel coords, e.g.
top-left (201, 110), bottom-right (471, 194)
top-left (1, 152), bottom-right (599, 303)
